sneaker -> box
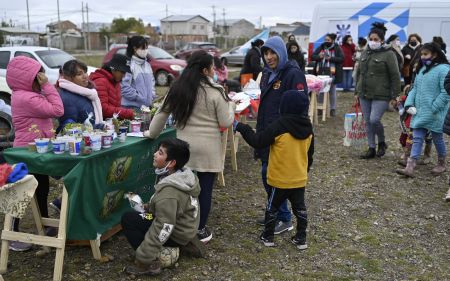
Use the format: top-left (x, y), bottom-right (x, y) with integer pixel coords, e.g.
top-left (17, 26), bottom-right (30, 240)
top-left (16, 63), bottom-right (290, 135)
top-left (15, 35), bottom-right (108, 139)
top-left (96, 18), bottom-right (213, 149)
top-left (291, 236), bottom-right (308, 250)
top-left (330, 109), bottom-right (336, 117)
top-left (197, 227), bottom-right (212, 243)
top-left (256, 217), bottom-right (265, 226)
top-left (49, 198), bottom-right (61, 214)
top-left (9, 241), bottom-right (32, 252)
top-left (45, 227), bottom-right (58, 237)
top-left (259, 234), bottom-right (275, 247)
top-left (274, 220), bottom-right (293, 235)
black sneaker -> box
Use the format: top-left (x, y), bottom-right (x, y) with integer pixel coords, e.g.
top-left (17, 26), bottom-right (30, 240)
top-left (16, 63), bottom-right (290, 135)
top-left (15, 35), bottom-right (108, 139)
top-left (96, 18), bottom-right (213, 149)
top-left (291, 236), bottom-right (308, 250)
top-left (197, 227), bottom-right (212, 243)
top-left (259, 234), bottom-right (275, 247)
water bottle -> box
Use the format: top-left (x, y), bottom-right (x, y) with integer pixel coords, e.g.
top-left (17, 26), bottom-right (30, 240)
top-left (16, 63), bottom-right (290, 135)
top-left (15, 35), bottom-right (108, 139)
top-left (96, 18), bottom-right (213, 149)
top-left (166, 114), bottom-right (174, 128)
top-left (398, 103), bottom-right (404, 116)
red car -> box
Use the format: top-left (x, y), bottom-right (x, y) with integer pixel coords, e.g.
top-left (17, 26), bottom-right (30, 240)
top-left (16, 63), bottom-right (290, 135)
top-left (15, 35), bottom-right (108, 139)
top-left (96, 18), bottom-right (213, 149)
top-left (103, 45), bottom-right (186, 86)
top-left (174, 42), bottom-right (220, 60)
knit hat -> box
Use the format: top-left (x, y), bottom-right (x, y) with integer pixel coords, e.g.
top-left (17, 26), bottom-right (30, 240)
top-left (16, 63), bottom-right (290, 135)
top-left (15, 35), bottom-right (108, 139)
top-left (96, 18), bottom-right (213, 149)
top-left (107, 54), bottom-right (131, 73)
top-left (280, 90), bottom-right (309, 117)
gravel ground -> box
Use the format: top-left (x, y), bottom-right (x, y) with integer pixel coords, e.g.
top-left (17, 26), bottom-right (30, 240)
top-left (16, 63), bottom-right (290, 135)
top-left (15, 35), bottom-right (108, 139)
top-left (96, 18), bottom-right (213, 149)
top-left (1, 91), bottom-right (449, 281)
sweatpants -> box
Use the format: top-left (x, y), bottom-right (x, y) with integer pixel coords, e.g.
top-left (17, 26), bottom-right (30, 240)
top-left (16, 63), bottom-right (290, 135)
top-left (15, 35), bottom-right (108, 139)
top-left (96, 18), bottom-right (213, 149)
top-left (262, 187), bottom-right (307, 241)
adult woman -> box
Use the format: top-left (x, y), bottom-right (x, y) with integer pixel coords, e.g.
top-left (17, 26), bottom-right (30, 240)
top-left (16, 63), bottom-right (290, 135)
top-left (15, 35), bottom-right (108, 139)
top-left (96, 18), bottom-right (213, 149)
top-left (311, 33), bottom-right (344, 117)
top-left (57, 60), bottom-right (104, 133)
top-left (397, 43), bottom-right (450, 177)
top-left (355, 22), bottom-right (401, 159)
top-left (386, 34), bottom-right (404, 74)
top-left (340, 35), bottom-right (356, 91)
top-left (121, 36), bottom-right (156, 110)
top-left (402, 33), bottom-right (422, 86)
top-left (286, 40), bottom-right (306, 71)
top-left (6, 56), bottom-right (64, 251)
top-left (89, 54), bottom-right (135, 120)
top-left (433, 36), bottom-right (447, 54)
top-left (352, 37), bottom-right (367, 81)
top-left (148, 50), bottom-right (235, 243)
top-left (213, 56), bottom-right (241, 93)
top-left (240, 39), bottom-right (264, 83)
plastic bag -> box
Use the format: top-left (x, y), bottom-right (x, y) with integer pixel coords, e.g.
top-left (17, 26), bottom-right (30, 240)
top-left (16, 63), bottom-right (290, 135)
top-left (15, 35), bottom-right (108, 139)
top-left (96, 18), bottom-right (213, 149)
top-left (343, 102), bottom-right (367, 147)
top-left (83, 112), bottom-right (94, 132)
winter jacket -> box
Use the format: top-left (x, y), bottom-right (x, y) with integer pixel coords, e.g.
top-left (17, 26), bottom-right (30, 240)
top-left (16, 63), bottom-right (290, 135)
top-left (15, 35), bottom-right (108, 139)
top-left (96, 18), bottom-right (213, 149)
top-left (286, 41), bottom-right (306, 71)
top-left (6, 56), bottom-right (64, 147)
top-left (257, 36), bottom-right (308, 162)
top-left (241, 46), bottom-right (263, 80)
top-left (355, 46), bottom-right (401, 101)
top-left (443, 70), bottom-right (450, 134)
top-left (341, 43), bottom-right (356, 68)
top-left (58, 87), bottom-right (94, 132)
top-left (148, 81), bottom-right (235, 172)
top-left (89, 68), bottom-right (134, 120)
top-left (121, 55), bottom-right (156, 109)
top-left (237, 115), bottom-right (314, 188)
top-left (401, 44), bottom-right (421, 79)
top-left (135, 168), bottom-right (200, 263)
top-left (405, 64), bottom-right (450, 133)
top-left (387, 43), bottom-right (404, 74)
top-left (311, 42), bottom-right (344, 84)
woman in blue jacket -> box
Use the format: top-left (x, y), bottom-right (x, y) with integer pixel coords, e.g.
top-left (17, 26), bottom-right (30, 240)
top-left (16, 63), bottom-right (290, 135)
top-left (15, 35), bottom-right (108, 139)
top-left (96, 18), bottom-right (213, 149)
top-left (397, 43), bottom-right (450, 177)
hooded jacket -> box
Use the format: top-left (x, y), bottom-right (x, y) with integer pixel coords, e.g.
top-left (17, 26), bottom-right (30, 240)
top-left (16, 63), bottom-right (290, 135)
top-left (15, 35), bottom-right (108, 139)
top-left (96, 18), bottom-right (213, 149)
top-left (240, 46), bottom-right (263, 80)
top-left (89, 68), bottom-right (134, 120)
top-left (136, 168), bottom-right (200, 263)
top-left (256, 36), bottom-right (308, 162)
top-left (286, 41), bottom-right (306, 71)
top-left (6, 56), bottom-right (64, 147)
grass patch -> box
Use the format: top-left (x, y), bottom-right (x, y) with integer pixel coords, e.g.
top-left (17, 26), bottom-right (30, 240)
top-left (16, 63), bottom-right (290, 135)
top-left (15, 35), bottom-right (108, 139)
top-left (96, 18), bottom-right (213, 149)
top-left (72, 54), bottom-right (104, 68)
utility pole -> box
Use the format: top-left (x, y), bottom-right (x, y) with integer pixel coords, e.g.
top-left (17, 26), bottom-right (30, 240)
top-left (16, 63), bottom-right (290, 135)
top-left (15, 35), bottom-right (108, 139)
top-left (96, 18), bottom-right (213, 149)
top-left (26, 0), bottom-right (30, 30)
top-left (222, 8), bottom-right (227, 48)
top-left (259, 16), bottom-right (262, 29)
top-left (57, 0), bottom-right (63, 50)
top-left (86, 2), bottom-right (91, 51)
top-left (165, 4), bottom-right (168, 18)
top-left (211, 5), bottom-right (216, 44)
top-left (82, 2), bottom-right (87, 53)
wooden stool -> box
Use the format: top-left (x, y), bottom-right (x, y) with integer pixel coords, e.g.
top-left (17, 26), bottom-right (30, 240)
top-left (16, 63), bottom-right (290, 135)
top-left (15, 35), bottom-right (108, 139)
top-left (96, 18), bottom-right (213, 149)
top-left (217, 125), bottom-right (238, 187)
top-left (309, 90), bottom-right (330, 125)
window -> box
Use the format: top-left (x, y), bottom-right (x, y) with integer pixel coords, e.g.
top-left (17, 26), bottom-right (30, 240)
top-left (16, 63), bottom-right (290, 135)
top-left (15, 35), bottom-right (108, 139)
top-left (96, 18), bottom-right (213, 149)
top-left (35, 50), bottom-right (74, 69)
top-left (0, 52), bottom-right (10, 69)
top-left (200, 25), bottom-right (204, 30)
top-left (192, 24), bottom-right (196, 30)
top-left (14, 51), bottom-right (37, 60)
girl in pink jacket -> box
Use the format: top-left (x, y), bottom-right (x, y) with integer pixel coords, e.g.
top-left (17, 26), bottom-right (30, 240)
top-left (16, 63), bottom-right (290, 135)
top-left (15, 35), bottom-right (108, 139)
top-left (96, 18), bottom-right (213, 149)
top-left (6, 56), bottom-right (64, 251)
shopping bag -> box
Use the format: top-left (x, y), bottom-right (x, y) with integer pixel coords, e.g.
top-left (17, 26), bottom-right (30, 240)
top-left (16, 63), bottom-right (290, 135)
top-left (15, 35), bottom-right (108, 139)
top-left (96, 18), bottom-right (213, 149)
top-left (343, 101), bottom-right (367, 146)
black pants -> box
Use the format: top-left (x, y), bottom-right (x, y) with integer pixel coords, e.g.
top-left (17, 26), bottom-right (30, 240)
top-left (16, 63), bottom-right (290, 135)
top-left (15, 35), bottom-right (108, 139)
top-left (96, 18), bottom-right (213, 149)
top-left (13, 173), bottom-right (49, 231)
top-left (197, 172), bottom-right (216, 230)
top-left (121, 211), bottom-right (181, 250)
top-left (262, 187), bottom-right (307, 241)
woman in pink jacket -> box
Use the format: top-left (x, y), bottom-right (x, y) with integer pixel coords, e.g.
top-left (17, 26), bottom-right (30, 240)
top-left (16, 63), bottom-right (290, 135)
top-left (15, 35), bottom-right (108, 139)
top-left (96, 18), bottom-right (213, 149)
top-left (6, 56), bottom-right (64, 251)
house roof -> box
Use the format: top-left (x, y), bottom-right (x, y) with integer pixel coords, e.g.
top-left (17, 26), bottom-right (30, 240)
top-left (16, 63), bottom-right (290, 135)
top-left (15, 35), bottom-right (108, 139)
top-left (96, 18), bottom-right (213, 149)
top-left (160, 15), bottom-right (209, 23)
top-left (0, 27), bottom-right (41, 34)
top-left (81, 22), bottom-right (111, 32)
top-left (292, 25), bottom-right (310, 36)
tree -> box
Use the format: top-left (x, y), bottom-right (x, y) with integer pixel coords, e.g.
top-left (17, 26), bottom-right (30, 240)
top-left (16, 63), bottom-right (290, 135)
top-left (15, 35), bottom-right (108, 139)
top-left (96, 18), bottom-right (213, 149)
top-left (110, 17), bottom-right (145, 34)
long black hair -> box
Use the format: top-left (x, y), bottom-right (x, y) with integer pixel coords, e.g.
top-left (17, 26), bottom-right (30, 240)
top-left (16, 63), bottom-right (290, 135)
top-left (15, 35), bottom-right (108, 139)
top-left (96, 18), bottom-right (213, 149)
top-left (126, 36), bottom-right (148, 58)
top-left (418, 42), bottom-right (449, 74)
top-left (161, 50), bottom-right (230, 128)
top-left (61, 59), bottom-right (87, 78)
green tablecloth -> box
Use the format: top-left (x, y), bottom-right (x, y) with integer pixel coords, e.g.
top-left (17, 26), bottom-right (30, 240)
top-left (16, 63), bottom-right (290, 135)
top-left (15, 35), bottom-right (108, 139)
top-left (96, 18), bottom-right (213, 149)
top-left (3, 129), bottom-right (175, 240)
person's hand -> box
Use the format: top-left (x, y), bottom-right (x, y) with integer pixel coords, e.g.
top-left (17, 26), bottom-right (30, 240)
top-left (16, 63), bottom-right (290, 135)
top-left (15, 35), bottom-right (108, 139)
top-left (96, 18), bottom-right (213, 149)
top-left (232, 120), bottom-right (239, 133)
top-left (36, 72), bottom-right (48, 86)
top-left (405, 54), bottom-right (411, 60)
top-left (389, 99), bottom-right (397, 108)
top-left (406, 106), bottom-right (417, 115)
top-left (319, 53), bottom-right (324, 59)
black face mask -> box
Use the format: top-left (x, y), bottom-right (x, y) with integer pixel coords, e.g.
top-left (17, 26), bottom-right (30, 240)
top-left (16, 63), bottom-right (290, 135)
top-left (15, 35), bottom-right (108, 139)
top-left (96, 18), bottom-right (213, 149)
top-left (324, 42), bottom-right (332, 48)
top-left (410, 41), bottom-right (418, 47)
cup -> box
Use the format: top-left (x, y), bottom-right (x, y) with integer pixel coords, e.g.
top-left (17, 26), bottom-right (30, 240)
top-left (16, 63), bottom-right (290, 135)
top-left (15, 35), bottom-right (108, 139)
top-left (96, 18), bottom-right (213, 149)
top-left (52, 139), bottom-right (65, 154)
top-left (101, 134), bottom-right (113, 148)
top-left (130, 121), bottom-right (142, 133)
top-left (69, 138), bottom-right (82, 156)
top-left (28, 142), bottom-right (36, 152)
top-left (90, 134), bottom-right (102, 151)
top-left (119, 132), bottom-right (127, 143)
top-left (35, 138), bottom-right (50, 154)
top-left (68, 127), bottom-right (81, 136)
top-left (119, 126), bottom-right (128, 134)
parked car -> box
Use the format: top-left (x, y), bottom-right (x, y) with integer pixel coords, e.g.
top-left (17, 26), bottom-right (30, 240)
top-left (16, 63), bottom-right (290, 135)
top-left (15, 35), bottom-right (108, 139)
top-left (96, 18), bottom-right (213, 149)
top-left (174, 42), bottom-right (220, 60)
top-left (103, 45), bottom-right (186, 86)
top-left (0, 76), bottom-right (11, 105)
top-left (220, 46), bottom-right (246, 66)
top-left (0, 46), bottom-right (96, 84)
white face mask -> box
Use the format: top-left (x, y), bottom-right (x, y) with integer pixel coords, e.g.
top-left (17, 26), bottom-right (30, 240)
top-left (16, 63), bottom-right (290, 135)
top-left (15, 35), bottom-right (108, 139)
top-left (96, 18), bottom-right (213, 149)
top-left (394, 39), bottom-right (401, 47)
top-left (154, 161), bottom-right (171, 175)
top-left (136, 48), bottom-right (148, 59)
top-left (368, 41), bottom-right (381, 50)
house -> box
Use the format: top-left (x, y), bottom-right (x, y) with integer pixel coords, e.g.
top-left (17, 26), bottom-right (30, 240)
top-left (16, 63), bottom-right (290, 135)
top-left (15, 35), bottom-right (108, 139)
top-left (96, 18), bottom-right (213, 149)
top-left (82, 22), bottom-right (112, 50)
top-left (46, 20), bottom-right (83, 50)
top-left (269, 23), bottom-right (299, 36)
top-left (47, 20), bottom-right (79, 33)
top-left (215, 19), bottom-right (255, 38)
top-left (291, 23), bottom-right (311, 51)
top-left (160, 15), bottom-right (211, 48)
top-left (0, 27), bottom-right (41, 46)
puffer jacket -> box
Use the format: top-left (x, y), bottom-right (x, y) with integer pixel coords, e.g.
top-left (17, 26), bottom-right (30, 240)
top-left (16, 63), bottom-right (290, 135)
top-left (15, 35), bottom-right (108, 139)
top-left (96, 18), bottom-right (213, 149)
top-left (135, 168), bottom-right (200, 263)
top-left (58, 87), bottom-right (94, 132)
top-left (89, 68), bottom-right (134, 120)
top-left (355, 46), bottom-right (401, 101)
top-left (405, 64), bottom-right (450, 133)
top-left (6, 56), bottom-right (63, 147)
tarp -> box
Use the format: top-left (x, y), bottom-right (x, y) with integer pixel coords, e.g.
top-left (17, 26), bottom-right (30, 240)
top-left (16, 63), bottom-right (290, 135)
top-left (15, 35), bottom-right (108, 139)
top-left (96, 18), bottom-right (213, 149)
top-left (239, 29), bottom-right (270, 54)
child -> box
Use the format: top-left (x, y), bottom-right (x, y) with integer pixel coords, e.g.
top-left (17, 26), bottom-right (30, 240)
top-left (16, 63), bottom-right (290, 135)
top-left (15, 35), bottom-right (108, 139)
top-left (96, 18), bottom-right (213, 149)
top-left (121, 138), bottom-right (205, 276)
top-left (235, 89), bottom-right (314, 249)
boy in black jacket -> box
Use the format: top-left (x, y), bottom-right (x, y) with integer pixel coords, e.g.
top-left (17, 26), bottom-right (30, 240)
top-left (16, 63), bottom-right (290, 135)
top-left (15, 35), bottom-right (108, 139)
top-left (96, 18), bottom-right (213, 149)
top-left (234, 89), bottom-right (314, 249)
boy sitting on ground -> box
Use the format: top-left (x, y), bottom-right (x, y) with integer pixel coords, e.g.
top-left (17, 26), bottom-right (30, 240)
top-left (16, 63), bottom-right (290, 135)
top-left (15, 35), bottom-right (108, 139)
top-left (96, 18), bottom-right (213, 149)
top-left (234, 89), bottom-right (314, 249)
top-left (121, 137), bottom-right (205, 276)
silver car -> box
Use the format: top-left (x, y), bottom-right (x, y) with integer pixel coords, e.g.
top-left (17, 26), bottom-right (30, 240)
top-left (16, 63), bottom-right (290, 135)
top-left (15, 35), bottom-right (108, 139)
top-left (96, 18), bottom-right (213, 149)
top-left (220, 46), bottom-right (246, 66)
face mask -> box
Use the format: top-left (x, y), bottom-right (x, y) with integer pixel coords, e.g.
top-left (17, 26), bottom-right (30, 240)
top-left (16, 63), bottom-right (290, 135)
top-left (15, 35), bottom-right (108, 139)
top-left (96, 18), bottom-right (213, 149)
top-left (136, 48), bottom-right (148, 59)
top-left (410, 41), bottom-right (418, 47)
top-left (213, 73), bottom-right (218, 82)
top-left (155, 161), bottom-right (171, 175)
top-left (324, 42), bottom-right (332, 48)
top-left (368, 41), bottom-right (381, 50)
top-left (394, 40), bottom-right (401, 47)
top-left (421, 58), bottom-right (433, 66)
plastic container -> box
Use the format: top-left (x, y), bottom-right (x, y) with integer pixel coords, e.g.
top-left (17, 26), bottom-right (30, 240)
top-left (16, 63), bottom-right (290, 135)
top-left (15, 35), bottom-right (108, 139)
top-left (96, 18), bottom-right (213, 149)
top-left (35, 138), bottom-right (50, 153)
top-left (90, 135), bottom-right (102, 151)
top-left (68, 138), bottom-right (82, 156)
top-left (101, 134), bottom-right (113, 148)
top-left (52, 139), bottom-right (65, 154)
top-left (119, 132), bottom-right (127, 143)
top-left (130, 121), bottom-right (142, 133)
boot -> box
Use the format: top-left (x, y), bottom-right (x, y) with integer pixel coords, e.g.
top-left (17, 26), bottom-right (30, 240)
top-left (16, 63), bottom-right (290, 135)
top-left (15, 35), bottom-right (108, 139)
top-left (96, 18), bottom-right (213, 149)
top-left (431, 156), bottom-right (446, 175)
top-left (445, 188), bottom-right (450, 202)
top-left (398, 147), bottom-right (410, 166)
top-left (360, 148), bottom-right (376, 159)
top-left (125, 259), bottom-right (161, 276)
top-left (376, 142), bottom-right (388, 157)
top-left (396, 157), bottom-right (416, 177)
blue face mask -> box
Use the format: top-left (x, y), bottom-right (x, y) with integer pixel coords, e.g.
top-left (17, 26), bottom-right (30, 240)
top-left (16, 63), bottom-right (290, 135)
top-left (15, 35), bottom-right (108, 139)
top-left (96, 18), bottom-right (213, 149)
top-left (213, 73), bottom-right (218, 82)
top-left (421, 58), bottom-right (433, 66)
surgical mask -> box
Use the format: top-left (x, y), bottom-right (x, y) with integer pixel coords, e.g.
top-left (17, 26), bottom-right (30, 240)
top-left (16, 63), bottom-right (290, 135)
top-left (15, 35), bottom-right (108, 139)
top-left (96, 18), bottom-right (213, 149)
top-left (410, 41), bottom-right (418, 47)
top-left (421, 58), bottom-right (433, 66)
top-left (136, 48), bottom-right (148, 59)
top-left (324, 42), bottom-right (332, 48)
top-left (368, 41), bottom-right (381, 50)
top-left (213, 73), bottom-right (218, 82)
top-left (155, 161), bottom-right (171, 175)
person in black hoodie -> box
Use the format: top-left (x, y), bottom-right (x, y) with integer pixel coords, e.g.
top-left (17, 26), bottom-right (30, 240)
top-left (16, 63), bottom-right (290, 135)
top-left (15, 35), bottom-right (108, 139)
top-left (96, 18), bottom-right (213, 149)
top-left (240, 39), bottom-right (264, 81)
top-left (286, 41), bottom-right (306, 71)
top-left (234, 89), bottom-right (314, 250)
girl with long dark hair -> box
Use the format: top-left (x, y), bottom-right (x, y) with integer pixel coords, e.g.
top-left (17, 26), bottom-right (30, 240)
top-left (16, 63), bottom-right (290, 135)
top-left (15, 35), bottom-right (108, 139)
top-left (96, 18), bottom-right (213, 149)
top-left (148, 50), bottom-right (235, 242)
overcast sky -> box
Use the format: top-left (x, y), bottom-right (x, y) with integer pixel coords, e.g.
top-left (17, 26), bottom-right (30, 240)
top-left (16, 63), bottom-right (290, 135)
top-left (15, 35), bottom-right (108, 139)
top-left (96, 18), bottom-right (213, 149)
top-left (1, 0), bottom-right (446, 32)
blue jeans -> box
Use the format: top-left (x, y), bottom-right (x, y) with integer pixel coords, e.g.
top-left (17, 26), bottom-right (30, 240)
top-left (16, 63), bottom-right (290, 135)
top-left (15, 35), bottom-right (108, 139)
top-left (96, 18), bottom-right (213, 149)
top-left (342, 70), bottom-right (353, 90)
top-left (411, 128), bottom-right (446, 159)
top-left (359, 97), bottom-right (389, 148)
top-left (261, 161), bottom-right (291, 222)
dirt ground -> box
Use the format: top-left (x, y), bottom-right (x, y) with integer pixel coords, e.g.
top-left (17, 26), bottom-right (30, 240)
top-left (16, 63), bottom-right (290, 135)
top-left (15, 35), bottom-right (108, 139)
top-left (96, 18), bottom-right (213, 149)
top-left (1, 91), bottom-right (449, 281)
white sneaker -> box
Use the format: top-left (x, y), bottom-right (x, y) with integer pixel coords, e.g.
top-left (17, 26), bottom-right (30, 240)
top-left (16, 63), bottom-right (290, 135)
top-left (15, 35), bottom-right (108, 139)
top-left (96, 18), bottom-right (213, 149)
top-left (445, 188), bottom-right (450, 202)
